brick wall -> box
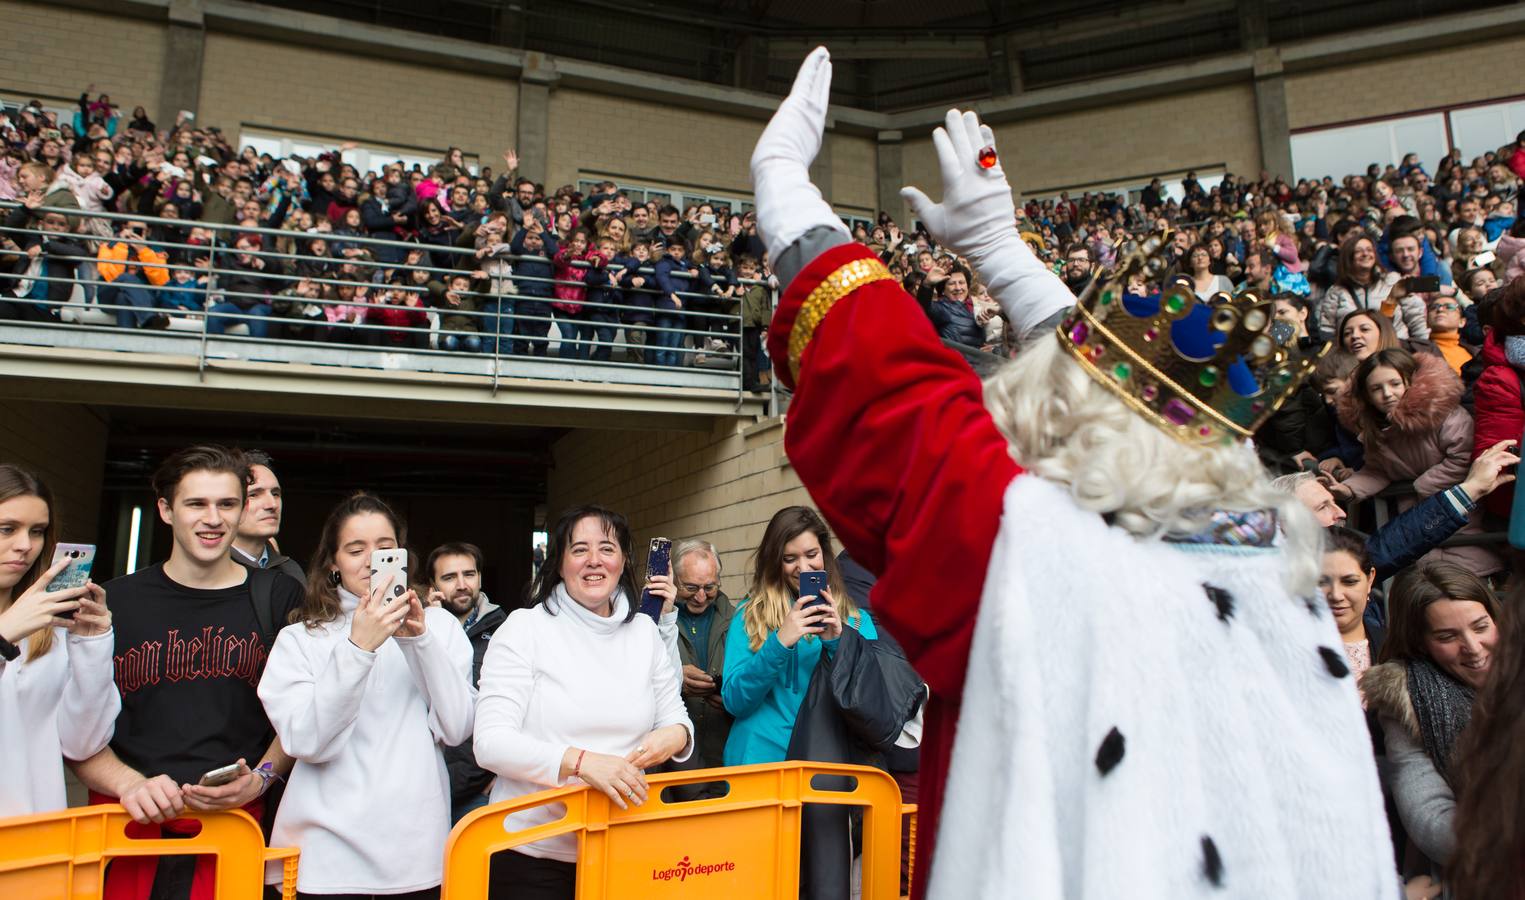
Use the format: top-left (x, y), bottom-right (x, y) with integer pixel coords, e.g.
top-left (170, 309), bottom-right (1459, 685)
top-left (902, 83), bottom-right (1263, 200)
top-left (0, 400), bottom-right (109, 546)
top-left (1285, 34), bottom-right (1525, 131)
top-left (198, 33), bottom-right (517, 163)
top-left (546, 88), bottom-right (764, 197)
top-left (546, 419), bottom-right (811, 599)
top-left (0, 0), bottom-right (165, 115)
top-left (829, 132), bottom-right (878, 213)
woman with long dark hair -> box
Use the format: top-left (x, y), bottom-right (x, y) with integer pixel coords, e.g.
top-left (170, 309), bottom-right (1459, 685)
top-left (0, 464), bottom-right (117, 815)
top-left (721, 505), bottom-right (876, 766)
top-left (258, 492), bottom-right (475, 899)
top-left (1320, 235), bottom-right (1425, 339)
top-left (1362, 562), bottom-right (1504, 889)
top-left (473, 505), bottom-right (692, 900)
top-left (1450, 573), bottom-right (1525, 900)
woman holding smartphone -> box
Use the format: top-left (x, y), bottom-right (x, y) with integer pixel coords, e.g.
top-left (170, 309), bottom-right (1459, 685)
top-left (721, 505), bottom-right (876, 766)
top-left (0, 464), bottom-right (117, 816)
top-left (258, 493), bottom-right (474, 899)
top-left (473, 505), bottom-right (692, 900)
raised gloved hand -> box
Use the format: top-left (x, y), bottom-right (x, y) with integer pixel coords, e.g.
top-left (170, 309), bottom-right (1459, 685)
top-left (750, 47), bottom-right (851, 265)
top-left (901, 110), bottom-right (1073, 341)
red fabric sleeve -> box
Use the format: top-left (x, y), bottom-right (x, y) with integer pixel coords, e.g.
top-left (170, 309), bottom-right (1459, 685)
top-left (1471, 366), bottom-right (1524, 518)
top-left (769, 242), bottom-right (1021, 699)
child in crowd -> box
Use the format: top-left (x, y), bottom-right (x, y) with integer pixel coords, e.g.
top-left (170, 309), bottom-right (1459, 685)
top-left (508, 216), bottom-right (559, 356)
top-left (736, 256), bottom-right (769, 391)
top-left (652, 237), bottom-right (697, 367)
top-left (428, 271), bottom-right (484, 354)
top-left (552, 228), bottom-right (599, 360)
top-left (364, 282), bottom-right (428, 349)
top-left (615, 240), bottom-right (655, 364)
top-left (580, 236), bottom-right (623, 362)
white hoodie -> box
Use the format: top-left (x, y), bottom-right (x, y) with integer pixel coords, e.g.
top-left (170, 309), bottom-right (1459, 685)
top-left (0, 627), bottom-right (119, 816)
top-left (258, 591), bottom-right (475, 894)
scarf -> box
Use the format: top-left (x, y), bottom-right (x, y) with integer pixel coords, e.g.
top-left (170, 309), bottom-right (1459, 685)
top-left (548, 581), bottom-right (629, 635)
top-left (1405, 656), bottom-right (1475, 786)
top-left (1505, 334), bottom-right (1525, 370)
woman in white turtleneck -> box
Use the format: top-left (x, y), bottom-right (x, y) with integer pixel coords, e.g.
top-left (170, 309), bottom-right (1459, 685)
top-left (0, 464), bottom-right (118, 817)
top-left (474, 504), bottom-right (694, 900)
top-left (258, 492), bottom-right (474, 899)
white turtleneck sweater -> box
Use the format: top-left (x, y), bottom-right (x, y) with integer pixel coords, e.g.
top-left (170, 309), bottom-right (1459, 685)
top-left (0, 627), bottom-right (119, 816)
top-left (474, 586), bottom-right (693, 862)
top-left (257, 590), bottom-right (475, 894)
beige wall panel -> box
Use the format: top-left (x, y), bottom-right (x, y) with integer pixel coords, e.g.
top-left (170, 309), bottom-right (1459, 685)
top-left (1, 1), bottom-right (165, 114)
top-left (546, 419), bottom-right (810, 600)
top-left (0, 401), bottom-right (109, 545)
top-left (199, 33), bottom-right (517, 161)
top-left (829, 133), bottom-right (878, 213)
top-left (546, 88), bottom-right (763, 195)
top-left (1286, 34), bottom-right (1525, 131)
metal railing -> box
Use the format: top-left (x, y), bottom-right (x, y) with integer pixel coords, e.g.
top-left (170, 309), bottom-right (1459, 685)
top-left (0, 203), bottom-right (775, 405)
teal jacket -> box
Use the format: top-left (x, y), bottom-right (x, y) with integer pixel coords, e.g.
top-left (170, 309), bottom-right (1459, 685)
top-left (720, 598), bottom-right (877, 766)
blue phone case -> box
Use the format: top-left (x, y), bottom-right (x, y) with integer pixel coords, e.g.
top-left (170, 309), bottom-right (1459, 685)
top-left (638, 538), bottom-right (672, 621)
top-left (800, 571), bottom-right (828, 608)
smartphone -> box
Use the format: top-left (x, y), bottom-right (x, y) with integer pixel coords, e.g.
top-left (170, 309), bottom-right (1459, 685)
top-left (800, 571), bottom-right (828, 608)
top-left (637, 537), bottom-right (672, 622)
top-left (1472, 250), bottom-right (1497, 268)
top-left (46, 544), bottom-right (96, 618)
top-left (198, 763), bottom-right (244, 787)
top-left (369, 548), bottom-right (409, 603)
top-left (1405, 275), bottom-right (1441, 293)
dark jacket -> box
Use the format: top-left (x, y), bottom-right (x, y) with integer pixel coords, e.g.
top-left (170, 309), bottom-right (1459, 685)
top-left (1256, 380), bottom-right (1334, 471)
top-left (653, 256), bottom-right (695, 313)
top-left (508, 228), bottom-right (558, 301)
top-left (613, 255), bottom-right (655, 324)
top-left (1365, 488), bottom-right (1472, 583)
top-left (3, 209), bottom-right (89, 310)
top-left (231, 541), bottom-right (308, 587)
top-left (426, 278), bottom-right (482, 334)
top-left (445, 595), bottom-right (508, 815)
top-left (676, 593), bottom-right (737, 770)
top-left (928, 297), bottom-right (984, 347)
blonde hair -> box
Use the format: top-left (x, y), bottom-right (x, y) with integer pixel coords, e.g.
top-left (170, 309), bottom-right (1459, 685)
top-left (983, 335), bottom-right (1321, 595)
top-left (742, 506), bottom-right (860, 651)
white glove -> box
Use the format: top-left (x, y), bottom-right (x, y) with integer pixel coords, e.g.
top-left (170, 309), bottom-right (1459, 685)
top-left (749, 47), bottom-right (851, 264)
top-left (901, 110), bottom-right (1074, 341)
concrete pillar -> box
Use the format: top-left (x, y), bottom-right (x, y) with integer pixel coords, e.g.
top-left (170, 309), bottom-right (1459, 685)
top-left (809, 117), bottom-right (835, 206)
top-left (876, 130), bottom-right (905, 227)
top-left (158, 0), bottom-right (206, 128)
top-left (1251, 48), bottom-right (1294, 181)
top-left (516, 52), bottom-right (558, 188)
top-left (1238, 0), bottom-right (1271, 50)
top-left (1002, 33), bottom-right (1026, 96)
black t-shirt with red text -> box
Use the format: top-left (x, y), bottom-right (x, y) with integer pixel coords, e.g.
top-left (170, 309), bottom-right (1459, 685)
top-left (105, 564), bottom-right (303, 786)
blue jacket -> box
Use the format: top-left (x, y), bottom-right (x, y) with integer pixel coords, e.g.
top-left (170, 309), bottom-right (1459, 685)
top-left (721, 599), bottom-right (877, 766)
top-left (1366, 486), bottom-right (1472, 583)
top-left (929, 298), bottom-right (985, 347)
top-left (613, 255), bottom-right (654, 324)
top-left (653, 256), bottom-right (695, 313)
top-left (508, 228), bottom-right (559, 300)
top-left (582, 262), bottom-right (621, 322)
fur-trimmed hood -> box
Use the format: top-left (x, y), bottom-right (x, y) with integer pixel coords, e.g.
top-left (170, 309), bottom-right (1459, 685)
top-left (1360, 660), bottom-right (1418, 738)
top-left (1337, 351), bottom-right (1462, 436)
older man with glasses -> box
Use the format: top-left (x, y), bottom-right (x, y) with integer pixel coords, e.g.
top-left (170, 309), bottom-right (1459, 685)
top-left (671, 538), bottom-right (736, 770)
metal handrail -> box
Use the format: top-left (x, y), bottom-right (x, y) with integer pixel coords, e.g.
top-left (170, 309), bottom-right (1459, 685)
top-left (0, 203), bottom-right (768, 386)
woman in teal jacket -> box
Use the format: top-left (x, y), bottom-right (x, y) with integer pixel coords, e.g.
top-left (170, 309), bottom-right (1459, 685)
top-left (721, 506), bottom-right (876, 766)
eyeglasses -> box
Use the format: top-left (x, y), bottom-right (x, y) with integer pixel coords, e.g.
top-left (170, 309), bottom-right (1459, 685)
top-left (1431, 303), bottom-right (1460, 312)
top-left (680, 582), bottom-right (719, 596)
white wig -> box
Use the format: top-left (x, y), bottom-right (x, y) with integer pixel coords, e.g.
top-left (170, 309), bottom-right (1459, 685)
top-left (983, 333), bottom-right (1321, 596)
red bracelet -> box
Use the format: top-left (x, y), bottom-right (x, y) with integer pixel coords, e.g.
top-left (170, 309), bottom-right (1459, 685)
top-left (573, 749), bottom-right (586, 778)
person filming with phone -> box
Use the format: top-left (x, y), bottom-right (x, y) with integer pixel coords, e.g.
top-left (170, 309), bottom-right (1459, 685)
top-left (0, 464), bottom-right (118, 816)
top-left (721, 506), bottom-right (876, 767)
top-left (257, 492), bottom-right (475, 899)
top-left (473, 505), bottom-right (693, 900)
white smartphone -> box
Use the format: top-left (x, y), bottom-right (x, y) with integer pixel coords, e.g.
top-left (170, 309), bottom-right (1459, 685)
top-left (199, 763), bottom-right (244, 787)
top-left (369, 548), bottom-right (409, 603)
top-left (47, 543), bottom-right (96, 597)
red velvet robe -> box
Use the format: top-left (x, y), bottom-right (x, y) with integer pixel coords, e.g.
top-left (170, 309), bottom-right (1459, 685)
top-left (768, 242), bottom-right (1022, 898)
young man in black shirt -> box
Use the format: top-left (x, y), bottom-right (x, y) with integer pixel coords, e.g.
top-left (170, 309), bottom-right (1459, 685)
top-left (70, 445), bottom-right (303, 900)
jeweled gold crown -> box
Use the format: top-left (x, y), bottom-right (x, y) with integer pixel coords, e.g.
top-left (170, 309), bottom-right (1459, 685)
top-left (1055, 231), bottom-right (1327, 447)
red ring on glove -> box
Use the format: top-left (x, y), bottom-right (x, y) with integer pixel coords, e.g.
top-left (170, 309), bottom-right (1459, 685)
top-left (977, 146), bottom-right (998, 169)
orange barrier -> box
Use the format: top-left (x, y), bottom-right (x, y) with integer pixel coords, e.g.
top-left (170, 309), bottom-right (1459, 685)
top-left (443, 762), bottom-right (908, 900)
top-left (0, 805), bottom-right (300, 900)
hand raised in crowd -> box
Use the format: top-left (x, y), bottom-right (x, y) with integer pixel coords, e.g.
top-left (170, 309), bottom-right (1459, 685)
top-left (120, 774), bottom-right (186, 824)
top-left (627, 724), bottom-right (689, 769)
top-left (68, 583), bottom-right (111, 637)
top-left (0, 559), bottom-right (89, 644)
top-left (181, 758), bottom-right (263, 813)
top-left (348, 574), bottom-right (412, 652)
top-left (644, 572), bottom-right (677, 614)
top-left (570, 749), bottom-right (647, 810)
top-left (502, 148), bottom-right (519, 171)
top-left (394, 590), bottom-right (428, 638)
top-left (777, 594), bottom-right (832, 648)
top-left (1460, 439), bottom-right (1520, 501)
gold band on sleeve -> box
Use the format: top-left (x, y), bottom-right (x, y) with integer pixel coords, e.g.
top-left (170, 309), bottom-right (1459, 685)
top-left (787, 256), bottom-right (894, 381)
